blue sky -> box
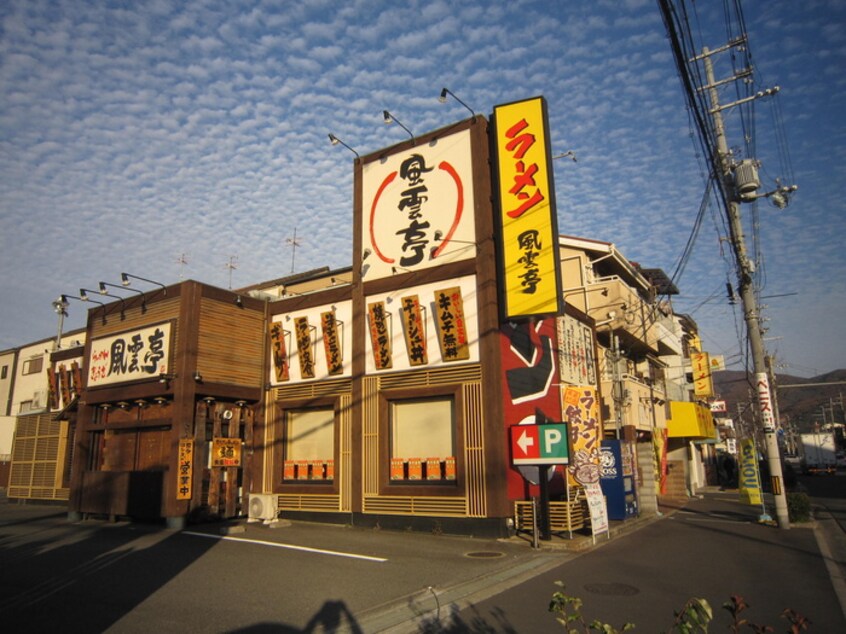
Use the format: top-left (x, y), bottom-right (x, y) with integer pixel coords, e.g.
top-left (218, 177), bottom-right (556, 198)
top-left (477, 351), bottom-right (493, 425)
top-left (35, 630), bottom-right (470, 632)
top-left (1, 0), bottom-right (844, 378)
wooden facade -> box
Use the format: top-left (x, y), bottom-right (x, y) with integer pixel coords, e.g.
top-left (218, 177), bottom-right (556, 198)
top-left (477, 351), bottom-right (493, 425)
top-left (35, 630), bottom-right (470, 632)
top-left (68, 281), bottom-right (265, 526)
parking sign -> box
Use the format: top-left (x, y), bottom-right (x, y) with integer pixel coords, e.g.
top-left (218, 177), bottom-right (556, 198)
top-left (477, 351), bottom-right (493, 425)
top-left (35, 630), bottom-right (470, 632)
top-left (510, 423), bottom-right (569, 465)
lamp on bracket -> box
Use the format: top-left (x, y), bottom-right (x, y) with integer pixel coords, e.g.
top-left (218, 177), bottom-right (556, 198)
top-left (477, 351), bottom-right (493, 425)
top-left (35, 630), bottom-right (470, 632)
top-left (121, 272), bottom-right (167, 295)
top-left (82, 287), bottom-right (125, 320)
top-left (429, 229), bottom-right (478, 259)
top-left (63, 292), bottom-right (106, 324)
top-left (158, 371), bottom-right (176, 386)
top-left (360, 248), bottom-right (372, 277)
top-left (328, 133), bottom-right (360, 159)
top-left (383, 110), bottom-right (414, 143)
top-left (100, 281), bottom-right (146, 312)
top-left (438, 88), bottom-right (476, 120)
top-left (552, 150), bottom-right (578, 162)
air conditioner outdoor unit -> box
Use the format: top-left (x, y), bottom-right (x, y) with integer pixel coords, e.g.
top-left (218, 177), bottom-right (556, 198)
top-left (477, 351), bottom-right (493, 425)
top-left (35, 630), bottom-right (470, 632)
top-left (248, 493), bottom-right (279, 522)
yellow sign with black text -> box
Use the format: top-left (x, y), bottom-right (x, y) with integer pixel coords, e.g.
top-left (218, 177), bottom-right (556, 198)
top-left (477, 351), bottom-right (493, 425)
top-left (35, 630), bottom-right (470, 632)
top-left (493, 96), bottom-right (562, 319)
top-left (212, 438), bottom-right (242, 468)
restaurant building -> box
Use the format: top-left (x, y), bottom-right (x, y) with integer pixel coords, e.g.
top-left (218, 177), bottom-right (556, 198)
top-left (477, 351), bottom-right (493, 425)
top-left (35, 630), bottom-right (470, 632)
top-left (5, 97), bottom-right (717, 535)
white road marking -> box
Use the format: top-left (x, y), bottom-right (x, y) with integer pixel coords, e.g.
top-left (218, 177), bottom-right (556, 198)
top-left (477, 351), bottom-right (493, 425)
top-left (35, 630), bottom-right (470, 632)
top-left (182, 531), bottom-right (388, 562)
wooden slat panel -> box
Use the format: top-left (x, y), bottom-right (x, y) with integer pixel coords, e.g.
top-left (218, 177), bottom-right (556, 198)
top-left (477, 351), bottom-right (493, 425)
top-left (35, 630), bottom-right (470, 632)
top-left (363, 377), bottom-right (379, 496)
top-left (198, 298), bottom-right (265, 386)
top-left (89, 298), bottom-right (181, 347)
top-left (279, 494), bottom-right (341, 512)
top-left (8, 413), bottom-right (68, 501)
top-left (463, 382), bottom-right (486, 517)
top-left (339, 394), bottom-right (352, 512)
top-left (363, 495), bottom-right (468, 517)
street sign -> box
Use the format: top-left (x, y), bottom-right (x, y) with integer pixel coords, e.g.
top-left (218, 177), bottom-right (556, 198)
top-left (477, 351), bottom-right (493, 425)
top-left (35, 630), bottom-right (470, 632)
top-left (510, 423), bottom-right (569, 465)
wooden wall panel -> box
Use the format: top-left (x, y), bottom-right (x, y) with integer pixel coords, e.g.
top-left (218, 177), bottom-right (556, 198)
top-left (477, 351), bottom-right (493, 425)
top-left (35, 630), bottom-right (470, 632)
top-left (197, 298), bottom-right (265, 386)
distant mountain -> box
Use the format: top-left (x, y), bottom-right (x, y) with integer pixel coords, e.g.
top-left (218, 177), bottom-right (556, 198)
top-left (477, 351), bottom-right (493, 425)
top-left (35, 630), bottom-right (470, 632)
top-left (711, 369), bottom-right (846, 431)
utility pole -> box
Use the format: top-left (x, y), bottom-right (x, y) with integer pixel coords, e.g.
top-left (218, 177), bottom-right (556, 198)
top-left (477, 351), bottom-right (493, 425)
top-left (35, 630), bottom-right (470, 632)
top-left (699, 42), bottom-right (790, 527)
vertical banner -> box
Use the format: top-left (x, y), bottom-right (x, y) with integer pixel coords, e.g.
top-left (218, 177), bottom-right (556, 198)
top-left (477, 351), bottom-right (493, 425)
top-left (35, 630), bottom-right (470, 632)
top-left (493, 96), bottom-right (562, 320)
top-left (268, 321), bottom-right (290, 382)
top-left (399, 295), bottom-right (428, 366)
top-left (755, 372), bottom-right (776, 432)
top-left (177, 438), bottom-right (194, 501)
top-left (46, 368), bottom-right (59, 409)
top-left (654, 429), bottom-right (669, 495)
top-left (368, 301), bottom-right (393, 369)
top-left (320, 311), bottom-right (344, 375)
top-left (71, 361), bottom-right (82, 396)
top-left (58, 365), bottom-right (71, 407)
top-left (433, 286), bottom-right (470, 362)
top-left (691, 351), bottom-right (714, 397)
top-left (557, 315), bottom-right (597, 386)
top-left (562, 386), bottom-right (601, 488)
top-left (738, 438), bottom-right (763, 506)
top-left (294, 316), bottom-right (315, 379)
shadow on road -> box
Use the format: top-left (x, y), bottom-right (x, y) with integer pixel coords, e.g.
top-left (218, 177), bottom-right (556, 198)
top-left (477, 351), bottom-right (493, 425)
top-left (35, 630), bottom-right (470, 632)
top-left (0, 512), bottom-right (218, 632)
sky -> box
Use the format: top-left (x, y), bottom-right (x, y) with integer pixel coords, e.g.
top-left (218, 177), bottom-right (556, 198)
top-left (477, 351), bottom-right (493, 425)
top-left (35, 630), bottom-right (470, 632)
top-left (1, 0), bottom-right (844, 378)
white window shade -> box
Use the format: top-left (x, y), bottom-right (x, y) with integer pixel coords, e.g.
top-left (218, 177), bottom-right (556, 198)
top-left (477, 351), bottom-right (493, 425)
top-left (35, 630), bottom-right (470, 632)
top-left (391, 398), bottom-right (454, 459)
top-left (286, 408), bottom-right (334, 461)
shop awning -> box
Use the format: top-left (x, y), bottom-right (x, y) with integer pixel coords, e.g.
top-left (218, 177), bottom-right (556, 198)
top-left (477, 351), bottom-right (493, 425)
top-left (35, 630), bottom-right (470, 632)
top-left (667, 401), bottom-right (717, 440)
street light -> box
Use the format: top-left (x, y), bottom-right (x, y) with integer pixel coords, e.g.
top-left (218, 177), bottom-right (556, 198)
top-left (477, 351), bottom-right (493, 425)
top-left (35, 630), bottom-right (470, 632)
top-left (51, 296), bottom-right (69, 350)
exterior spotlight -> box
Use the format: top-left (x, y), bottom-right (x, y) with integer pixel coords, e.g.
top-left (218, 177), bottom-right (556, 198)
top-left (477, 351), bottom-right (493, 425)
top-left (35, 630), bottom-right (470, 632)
top-left (66, 291), bottom-right (106, 323)
top-left (121, 272), bottom-right (166, 294)
top-left (100, 280), bottom-right (146, 312)
top-left (82, 287), bottom-right (125, 319)
top-left (438, 88), bottom-right (476, 119)
top-left (328, 133), bottom-right (359, 159)
top-left (382, 110), bottom-right (414, 142)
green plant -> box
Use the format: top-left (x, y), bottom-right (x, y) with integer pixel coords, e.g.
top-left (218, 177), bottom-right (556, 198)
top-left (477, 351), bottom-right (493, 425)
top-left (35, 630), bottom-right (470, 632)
top-left (549, 582), bottom-right (635, 633)
top-left (786, 492), bottom-right (812, 523)
top-left (672, 597), bottom-right (713, 632)
top-left (550, 584), bottom-right (810, 632)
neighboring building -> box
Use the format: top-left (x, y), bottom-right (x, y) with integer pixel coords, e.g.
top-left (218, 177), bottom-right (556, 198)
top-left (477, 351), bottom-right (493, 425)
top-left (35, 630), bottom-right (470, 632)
top-left (1, 346), bottom-right (18, 487)
top-left (2, 328), bottom-right (86, 497)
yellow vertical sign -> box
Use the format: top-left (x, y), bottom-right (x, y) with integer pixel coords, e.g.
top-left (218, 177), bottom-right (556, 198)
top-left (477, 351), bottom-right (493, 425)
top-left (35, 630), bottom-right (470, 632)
top-left (691, 351), bottom-right (714, 397)
top-left (177, 438), bottom-right (193, 501)
top-left (493, 96), bottom-right (562, 319)
top-left (738, 438), bottom-right (763, 506)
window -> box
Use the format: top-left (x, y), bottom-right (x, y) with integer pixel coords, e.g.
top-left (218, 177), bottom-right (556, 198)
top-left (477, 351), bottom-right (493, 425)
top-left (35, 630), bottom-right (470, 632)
top-left (22, 357), bottom-right (43, 375)
top-left (283, 407), bottom-right (335, 481)
top-left (390, 396), bottom-right (456, 482)
top-left (1, 365), bottom-right (8, 379)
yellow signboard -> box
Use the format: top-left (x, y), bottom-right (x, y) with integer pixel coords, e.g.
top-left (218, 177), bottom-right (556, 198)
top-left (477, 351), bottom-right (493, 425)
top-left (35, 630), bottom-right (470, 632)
top-left (177, 438), bottom-right (194, 500)
top-left (691, 351), bottom-right (714, 397)
top-left (738, 438), bottom-right (763, 505)
top-left (211, 438), bottom-right (242, 468)
top-left (493, 96), bottom-right (562, 319)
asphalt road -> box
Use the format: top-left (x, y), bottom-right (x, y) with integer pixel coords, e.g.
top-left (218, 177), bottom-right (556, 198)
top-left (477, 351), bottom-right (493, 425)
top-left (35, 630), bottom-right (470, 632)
top-left (448, 477), bottom-right (846, 633)
top-left (1, 479), bottom-right (844, 633)
top-left (0, 503), bottom-right (567, 633)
